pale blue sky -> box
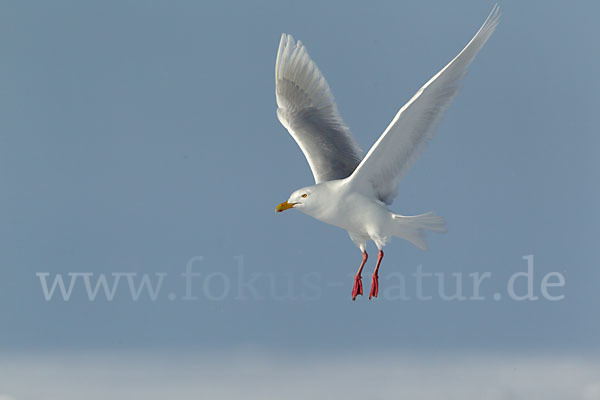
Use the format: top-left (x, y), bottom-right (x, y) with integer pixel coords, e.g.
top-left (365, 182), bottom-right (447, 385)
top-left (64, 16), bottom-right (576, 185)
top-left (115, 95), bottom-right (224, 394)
top-left (0, 0), bottom-right (598, 355)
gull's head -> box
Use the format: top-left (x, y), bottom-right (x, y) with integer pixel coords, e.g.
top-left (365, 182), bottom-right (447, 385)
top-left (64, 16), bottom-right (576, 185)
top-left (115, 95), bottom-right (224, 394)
top-left (275, 185), bottom-right (318, 213)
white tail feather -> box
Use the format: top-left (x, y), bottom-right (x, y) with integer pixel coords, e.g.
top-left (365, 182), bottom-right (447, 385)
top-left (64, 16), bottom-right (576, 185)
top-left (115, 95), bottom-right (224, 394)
top-left (391, 212), bottom-right (447, 250)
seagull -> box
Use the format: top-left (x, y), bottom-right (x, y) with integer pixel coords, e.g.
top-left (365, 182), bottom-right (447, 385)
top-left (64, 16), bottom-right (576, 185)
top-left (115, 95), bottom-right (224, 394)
top-left (274, 6), bottom-right (500, 300)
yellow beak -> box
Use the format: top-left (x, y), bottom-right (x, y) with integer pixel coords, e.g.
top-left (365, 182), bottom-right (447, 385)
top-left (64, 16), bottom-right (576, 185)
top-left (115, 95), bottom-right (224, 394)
top-left (275, 201), bottom-right (297, 213)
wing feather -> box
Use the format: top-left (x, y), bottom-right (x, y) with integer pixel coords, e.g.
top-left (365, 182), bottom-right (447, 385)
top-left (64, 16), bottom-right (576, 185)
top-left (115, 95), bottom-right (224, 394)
top-left (276, 34), bottom-right (363, 183)
top-left (348, 5), bottom-right (500, 204)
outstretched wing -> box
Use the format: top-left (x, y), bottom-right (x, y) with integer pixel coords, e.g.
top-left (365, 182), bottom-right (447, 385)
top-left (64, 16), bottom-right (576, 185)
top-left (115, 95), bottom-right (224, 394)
top-left (275, 34), bottom-right (363, 183)
top-left (348, 5), bottom-right (500, 204)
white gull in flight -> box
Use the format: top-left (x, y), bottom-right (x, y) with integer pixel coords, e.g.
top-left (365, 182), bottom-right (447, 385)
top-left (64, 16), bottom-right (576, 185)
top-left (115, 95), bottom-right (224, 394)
top-left (275, 6), bottom-right (500, 300)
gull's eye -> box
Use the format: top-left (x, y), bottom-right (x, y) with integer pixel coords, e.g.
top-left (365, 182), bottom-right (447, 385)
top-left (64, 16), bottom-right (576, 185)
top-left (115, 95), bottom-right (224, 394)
top-left (301, 193), bottom-right (308, 198)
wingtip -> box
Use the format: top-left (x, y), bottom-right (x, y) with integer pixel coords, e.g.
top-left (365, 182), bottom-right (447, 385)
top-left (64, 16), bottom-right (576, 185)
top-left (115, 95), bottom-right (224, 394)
top-left (278, 33), bottom-right (289, 51)
top-left (276, 33), bottom-right (293, 82)
top-left (472, 3), bottom-right (500, 41)
top-left (280, 33), bottom-right (295, 47)
top-left (486, 4), bottom-right (501, 27)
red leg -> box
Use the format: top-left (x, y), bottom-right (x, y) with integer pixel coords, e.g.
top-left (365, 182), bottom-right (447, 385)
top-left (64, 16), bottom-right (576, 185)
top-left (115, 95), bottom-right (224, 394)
top-left (352, 251), bottom-right (368, 301)
top-left (369, 250), bottom-right (384, 300)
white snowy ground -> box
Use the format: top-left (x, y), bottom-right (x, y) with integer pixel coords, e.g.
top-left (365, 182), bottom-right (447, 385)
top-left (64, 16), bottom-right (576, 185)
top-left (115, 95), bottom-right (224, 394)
top-left (0, 349), bottom-right (599, 400)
